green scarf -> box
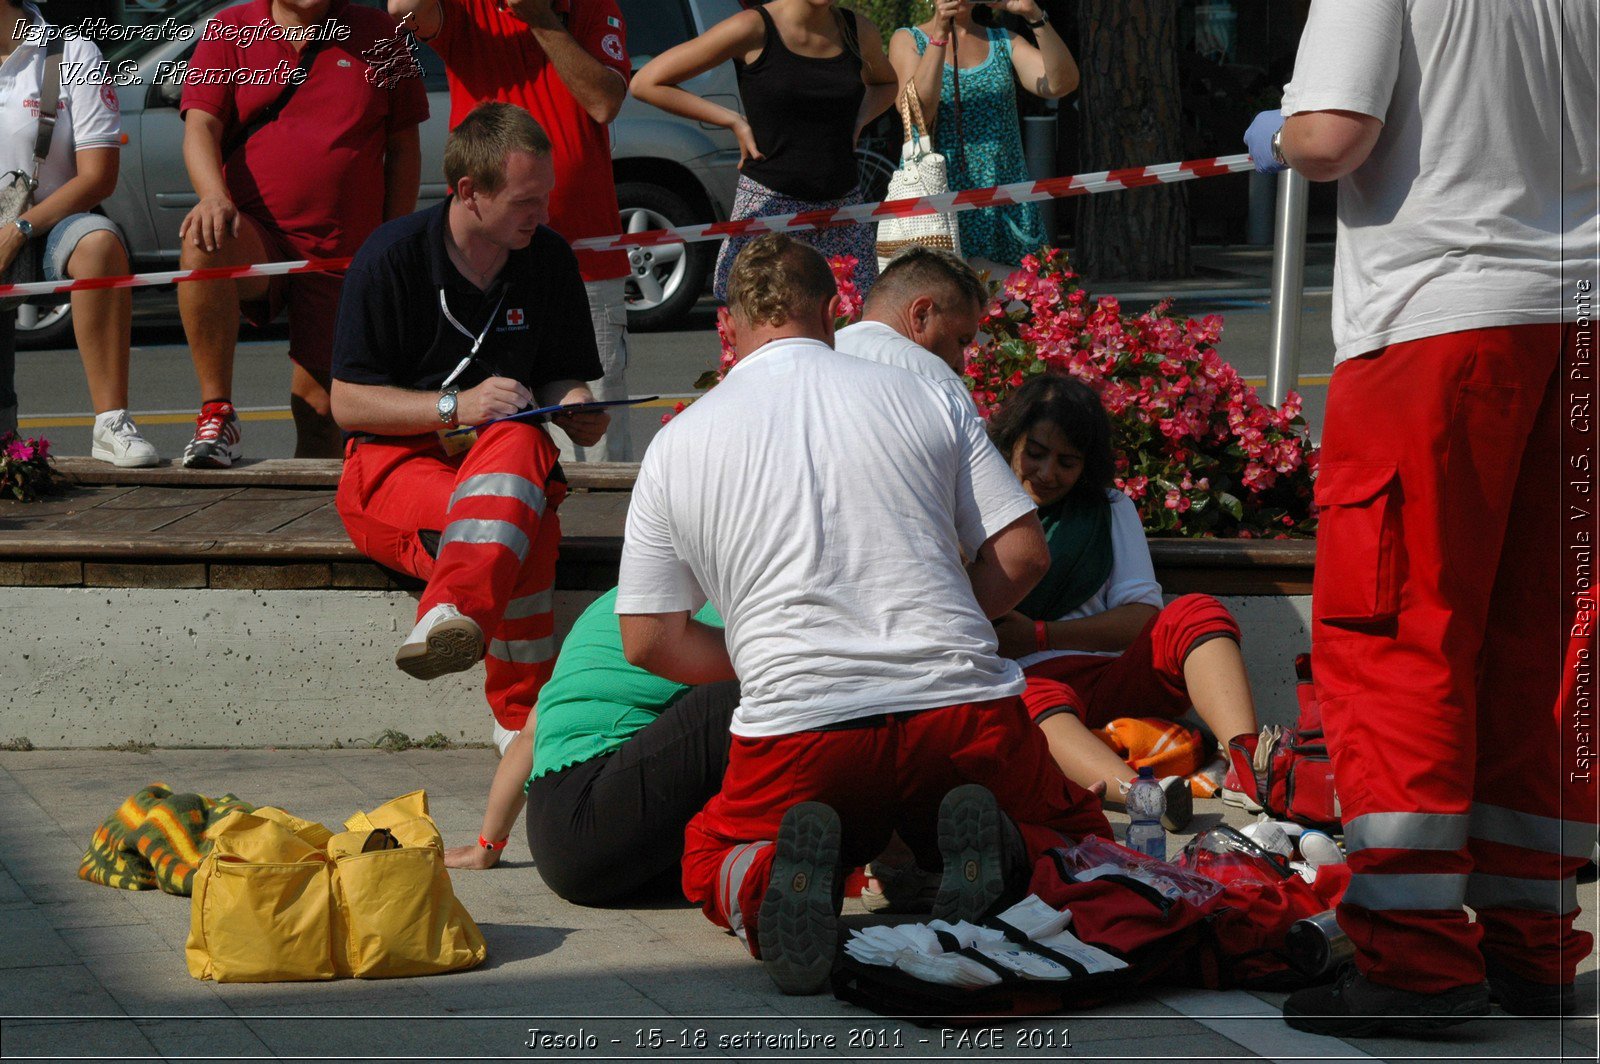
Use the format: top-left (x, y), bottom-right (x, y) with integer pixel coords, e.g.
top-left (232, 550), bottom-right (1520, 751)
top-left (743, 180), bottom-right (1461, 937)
top-left (1015, 492), bottom-right (1115, 622)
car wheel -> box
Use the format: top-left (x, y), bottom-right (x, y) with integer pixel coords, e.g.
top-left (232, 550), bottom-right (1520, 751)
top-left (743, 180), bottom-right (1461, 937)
top-left (14, 301), bottom-right (73, 350)
top-left (616, 182), bottom-right (712, 332)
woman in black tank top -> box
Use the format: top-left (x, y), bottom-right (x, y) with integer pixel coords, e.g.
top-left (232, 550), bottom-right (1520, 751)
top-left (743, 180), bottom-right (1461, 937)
top-left (633, 1), bottom-right (898, 300)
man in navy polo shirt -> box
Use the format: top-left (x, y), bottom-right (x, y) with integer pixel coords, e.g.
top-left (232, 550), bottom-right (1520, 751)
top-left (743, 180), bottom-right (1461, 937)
top-left (332, 103), bottom-right (606, 756)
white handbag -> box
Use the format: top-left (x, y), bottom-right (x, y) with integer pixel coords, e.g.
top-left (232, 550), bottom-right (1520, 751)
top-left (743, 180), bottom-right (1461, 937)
top-left (875, 85), bottom-right (962, 269)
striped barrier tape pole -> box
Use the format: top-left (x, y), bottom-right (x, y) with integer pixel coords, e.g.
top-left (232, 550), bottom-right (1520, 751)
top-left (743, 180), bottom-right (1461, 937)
top-left (0, 153), bottom-right (1257, 300)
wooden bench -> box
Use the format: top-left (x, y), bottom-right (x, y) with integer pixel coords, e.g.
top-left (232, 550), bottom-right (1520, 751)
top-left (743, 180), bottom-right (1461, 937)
top-left (0, 457), bottom-right (1315, 594)
top-left (0, 458), bottom-right (634, 592)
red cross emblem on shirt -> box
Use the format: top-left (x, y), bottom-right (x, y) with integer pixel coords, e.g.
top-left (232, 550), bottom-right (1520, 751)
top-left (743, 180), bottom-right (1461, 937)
top-left (506, 308), bottom-right (525, 326)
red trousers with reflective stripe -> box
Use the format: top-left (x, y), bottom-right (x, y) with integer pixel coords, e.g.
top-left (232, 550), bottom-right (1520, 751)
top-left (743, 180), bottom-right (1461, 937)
top-left (681, 696), bottom-right (1113, 958)
top-left (335, 422), bottom-right (564, 732)
top-left (1315, 323), bottom-right (1597, 991)
top-left (1018, 593), bottom-right (1241, 728)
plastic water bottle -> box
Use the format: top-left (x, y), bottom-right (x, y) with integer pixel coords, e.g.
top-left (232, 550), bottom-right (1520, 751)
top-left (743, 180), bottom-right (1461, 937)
top-left (1124, 767), bottom-right (1167, 860)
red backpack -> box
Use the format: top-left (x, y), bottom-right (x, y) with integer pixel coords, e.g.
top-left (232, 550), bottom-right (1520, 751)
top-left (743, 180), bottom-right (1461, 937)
top-left (1226, 654), bottom-right (1341, 830)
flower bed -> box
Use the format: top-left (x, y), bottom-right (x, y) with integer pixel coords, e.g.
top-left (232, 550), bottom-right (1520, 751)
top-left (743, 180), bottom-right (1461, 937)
top-left (965, 249), bottom-right (1316, 538)
top-left (692, 248), bottom-right (1317, 539)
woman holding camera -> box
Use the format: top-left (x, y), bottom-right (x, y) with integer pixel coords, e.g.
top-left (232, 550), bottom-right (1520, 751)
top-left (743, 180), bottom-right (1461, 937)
top-left (889, 0), bottom-right (1078, 273)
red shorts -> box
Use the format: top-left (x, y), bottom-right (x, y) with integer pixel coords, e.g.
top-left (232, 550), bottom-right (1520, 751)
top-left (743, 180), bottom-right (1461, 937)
top-left (1020, 594), bottom-right (1240, 730)
top-left (681, 696), bottom-right (1113, 953)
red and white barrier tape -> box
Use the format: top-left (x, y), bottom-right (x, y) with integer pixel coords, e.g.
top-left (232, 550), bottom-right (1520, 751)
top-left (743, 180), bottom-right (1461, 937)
top-left (0, 152), bottom-right (1255, 300)
top-left (0, 255), bottom-right (354, 300)
top-left (574, 152), bottom-right (1255, 252)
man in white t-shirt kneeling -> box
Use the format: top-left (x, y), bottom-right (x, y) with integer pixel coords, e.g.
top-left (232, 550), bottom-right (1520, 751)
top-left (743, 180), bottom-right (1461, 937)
top-left (616, 235), bottom-right (1111, 995)
top-left (834, 246), bottom-right (986, 416)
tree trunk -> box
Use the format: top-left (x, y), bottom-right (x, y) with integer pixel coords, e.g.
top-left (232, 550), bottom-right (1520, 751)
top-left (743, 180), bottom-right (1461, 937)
top-left (1074, 0), bottom-right (1191, 281)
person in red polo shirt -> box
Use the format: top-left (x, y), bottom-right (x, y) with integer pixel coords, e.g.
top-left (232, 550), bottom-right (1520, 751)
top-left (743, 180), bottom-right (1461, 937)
top-left (177, 0), bottom-right (429, 467)
top-left (388, 0), bottom-right (634, 461)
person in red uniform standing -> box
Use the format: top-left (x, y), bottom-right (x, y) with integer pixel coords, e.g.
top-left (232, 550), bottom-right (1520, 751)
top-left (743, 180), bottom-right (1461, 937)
top-left (388, 0), bottom-right (634, 462)
top-left (177, 0), bottom-right (428, 466)
top-left (331, 104), bottom-right (608, 756)
top-left (1243, 0), bottom-right (1598, 1036)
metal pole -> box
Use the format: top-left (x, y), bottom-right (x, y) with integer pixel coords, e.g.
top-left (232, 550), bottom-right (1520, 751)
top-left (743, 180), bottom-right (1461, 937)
top-left (1266, 168), bottom-right (1310, 407)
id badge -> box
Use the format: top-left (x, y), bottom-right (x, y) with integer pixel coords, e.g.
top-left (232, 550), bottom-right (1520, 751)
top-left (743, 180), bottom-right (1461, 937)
top-left (437, 427), bottom-right (477, 455)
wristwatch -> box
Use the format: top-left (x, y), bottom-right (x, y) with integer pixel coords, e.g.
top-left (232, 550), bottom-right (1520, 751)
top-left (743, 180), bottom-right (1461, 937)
top-left (437, 387), bottom-right (459, 427)
top-left (1270, 127), bottom-right (1287, 166)
top-left (12, 218), bottom-right (32, 240)
top-left (1027, 10), bottom-right (1050, 28)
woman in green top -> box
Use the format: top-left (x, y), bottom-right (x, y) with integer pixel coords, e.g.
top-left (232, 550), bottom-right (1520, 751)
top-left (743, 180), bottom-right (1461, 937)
top-left (447, 588), bottom-right (738, 906)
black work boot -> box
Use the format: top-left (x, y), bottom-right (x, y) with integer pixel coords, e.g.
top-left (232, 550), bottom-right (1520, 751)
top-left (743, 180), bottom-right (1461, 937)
top-left (1486, 960), bottom-right (1577, 1016)
top-left (932, 784), bottom-right (1029, 924)
top-left (756, 802), bottom-right (843, 995)
top-left (1283, 963), bottom-right (1490, 1037)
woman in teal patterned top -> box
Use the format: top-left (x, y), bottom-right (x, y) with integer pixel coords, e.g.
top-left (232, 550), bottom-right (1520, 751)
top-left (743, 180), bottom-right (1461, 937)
top-left (890, 0), bottom-right (1079, 271)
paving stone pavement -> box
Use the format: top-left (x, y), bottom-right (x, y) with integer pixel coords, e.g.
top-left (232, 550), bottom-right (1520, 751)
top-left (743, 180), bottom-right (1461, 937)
top-left (0, 749), bottom-right (1594, 1063)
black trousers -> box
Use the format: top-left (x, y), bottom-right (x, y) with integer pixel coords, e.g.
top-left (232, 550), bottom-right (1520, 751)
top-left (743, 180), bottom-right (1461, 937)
top-left (0, 309), bottom-right (16, 417)
top-left (526, 680), bottom-right (739, 906)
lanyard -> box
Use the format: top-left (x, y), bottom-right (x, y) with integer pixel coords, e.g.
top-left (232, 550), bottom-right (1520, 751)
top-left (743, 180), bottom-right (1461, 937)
top-left (438, 287), bottom-right (508, 390)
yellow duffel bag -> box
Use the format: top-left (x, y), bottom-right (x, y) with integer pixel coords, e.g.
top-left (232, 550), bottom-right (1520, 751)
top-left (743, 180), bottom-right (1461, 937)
top-left (185, 790), bottom-right (486, 982)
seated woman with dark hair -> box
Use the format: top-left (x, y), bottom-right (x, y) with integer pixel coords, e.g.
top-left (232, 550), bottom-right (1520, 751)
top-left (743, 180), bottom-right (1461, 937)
top-left (987, 375), bottom-right (1261, 830)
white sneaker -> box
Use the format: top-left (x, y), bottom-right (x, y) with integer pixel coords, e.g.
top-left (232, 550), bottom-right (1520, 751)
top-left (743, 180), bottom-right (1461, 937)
top-left (91, 409), bottom-right (159, 468)
top-left (1297, 829), bottom-right (1344, 870)
top-left (395, 604), bottom-right (483, 680)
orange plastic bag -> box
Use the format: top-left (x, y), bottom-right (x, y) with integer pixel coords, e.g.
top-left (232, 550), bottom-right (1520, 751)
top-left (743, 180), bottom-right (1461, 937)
top-left (1096, 717), bottom-right (1204, 779)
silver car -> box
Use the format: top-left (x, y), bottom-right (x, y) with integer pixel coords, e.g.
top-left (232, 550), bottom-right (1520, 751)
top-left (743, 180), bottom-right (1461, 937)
top-left (19, 0), bottom-right (747, 345)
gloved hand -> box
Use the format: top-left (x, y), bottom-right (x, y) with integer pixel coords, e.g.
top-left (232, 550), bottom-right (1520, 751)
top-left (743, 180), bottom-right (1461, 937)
top-left (1244, 110), bottom-right (1288, 174)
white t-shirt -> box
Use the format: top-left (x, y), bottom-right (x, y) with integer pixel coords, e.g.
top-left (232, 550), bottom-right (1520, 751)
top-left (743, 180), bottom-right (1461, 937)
top-left (835, 320), bottom-right (980, 416)
top-left (1016, 490), bottom-right (1164, 669)
top-left (1281, 0), bottom-right (1598, 363)
top-left (0, 7), bottom-right (121, 203)
top-left (618, 337), bottom-right (1037, 738)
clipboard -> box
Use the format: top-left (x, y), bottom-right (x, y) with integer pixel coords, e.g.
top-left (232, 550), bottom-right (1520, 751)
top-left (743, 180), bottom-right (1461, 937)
top-left (444, 395), bottom-right (661, 437)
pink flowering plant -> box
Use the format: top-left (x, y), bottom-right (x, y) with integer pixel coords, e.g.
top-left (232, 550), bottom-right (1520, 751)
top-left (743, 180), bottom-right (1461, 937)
top-left (682, 247), bottom-right (1314, 538)
top-left (0, 431), bottom-right (56, 502)
top-left (967, 248), bottom-right (1316, 538)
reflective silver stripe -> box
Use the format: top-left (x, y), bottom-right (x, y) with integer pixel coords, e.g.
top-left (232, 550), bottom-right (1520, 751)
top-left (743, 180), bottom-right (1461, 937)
top-left (1470, 803), bottom-right (1599, 859)
top-left (1466, 874), bottom-right (1579, 914)
top-left (448, 473), bottom-right (546, 516)
top-left (488, 635), bottom-right (555, 665)
top-left (1343, 872), bottom-right (1467, 911)
top-left (1344, 812), bottom-right (1469, 854)
top-left (503, 589), bottom-right (554, 621)
top-left (722, 841), bottom-right (771, 945)
top-left (437, 519), bottom-right (530, 562)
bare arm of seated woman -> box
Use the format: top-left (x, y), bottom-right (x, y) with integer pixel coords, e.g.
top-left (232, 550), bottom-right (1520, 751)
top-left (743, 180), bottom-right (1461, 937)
top-left (994, 602), bottom-right (1159, 659)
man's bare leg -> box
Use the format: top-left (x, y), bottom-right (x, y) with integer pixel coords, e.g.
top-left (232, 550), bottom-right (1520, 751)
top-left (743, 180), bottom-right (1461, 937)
top-left (289, 362), bottom-right (342, 458)
top-left (178, 219), bottom-right (273, 406)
